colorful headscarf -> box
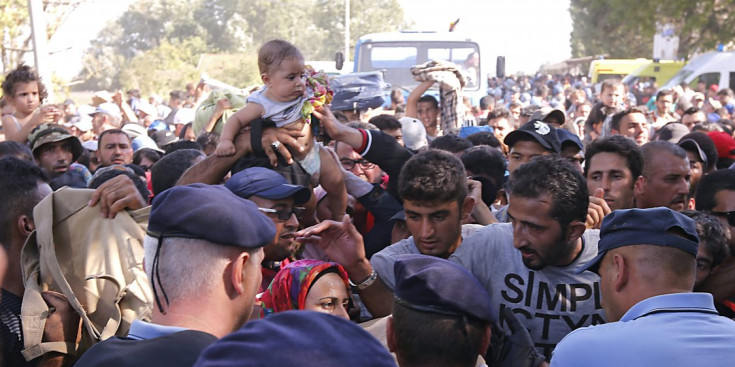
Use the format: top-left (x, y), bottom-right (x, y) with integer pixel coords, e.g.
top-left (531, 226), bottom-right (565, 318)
top-left (260, 259), bottom-right (349, 318)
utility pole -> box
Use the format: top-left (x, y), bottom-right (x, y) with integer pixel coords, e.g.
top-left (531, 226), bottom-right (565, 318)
top-left (28, 0), bottom-right (54, 102)
top-left (344, 0), bottom-right (350, 63)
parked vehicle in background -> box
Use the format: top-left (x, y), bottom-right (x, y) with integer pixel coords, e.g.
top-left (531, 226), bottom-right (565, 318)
top-left (622, 60), bottom-right (685, 88)
top-left (352, 31), bottom-right (493, 105)
top-left (588, 58), bottom-right (651, 83)
top-left (661, 51), bottom-right (735, 91)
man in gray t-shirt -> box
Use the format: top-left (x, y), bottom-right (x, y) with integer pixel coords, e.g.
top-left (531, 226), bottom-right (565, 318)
top-left (451, 155), bottom-right (606, 360)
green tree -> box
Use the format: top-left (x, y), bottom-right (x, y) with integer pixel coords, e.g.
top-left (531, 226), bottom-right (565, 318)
top-left (78, 0), bottom-right (406, 92)
top-left (0, 0), bottom-right (87, 74)
top-left (570, 0), bottom-right (735, 60)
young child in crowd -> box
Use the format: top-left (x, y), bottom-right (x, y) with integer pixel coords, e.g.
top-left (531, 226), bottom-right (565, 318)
top-left (216, 39), bottom-right (346, 219)
top-left (1, 64), bottom-right (60, 143)
top-left (585, 79), bottom-right (625, 145)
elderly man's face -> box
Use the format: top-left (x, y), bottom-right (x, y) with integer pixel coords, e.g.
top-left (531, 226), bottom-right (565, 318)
top-left (336, 142), bottom-right (382, 184)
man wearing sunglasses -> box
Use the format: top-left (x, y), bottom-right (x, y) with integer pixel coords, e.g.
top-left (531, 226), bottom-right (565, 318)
top-left (695, 169), bottom-right (735, 319)
top-left (224, 167), bottom-right (312, 294)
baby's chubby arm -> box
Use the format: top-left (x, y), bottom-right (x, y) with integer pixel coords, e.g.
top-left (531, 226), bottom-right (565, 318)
top-left (215, 102), bottom-right (264, 156)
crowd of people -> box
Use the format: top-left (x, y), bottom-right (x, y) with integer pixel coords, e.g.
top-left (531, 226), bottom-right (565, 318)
top-left (2, 37), bottom-right (735, 367)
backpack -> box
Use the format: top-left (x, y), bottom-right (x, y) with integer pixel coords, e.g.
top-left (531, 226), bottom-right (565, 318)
top-left (20, 187), bottom-right (153, 362)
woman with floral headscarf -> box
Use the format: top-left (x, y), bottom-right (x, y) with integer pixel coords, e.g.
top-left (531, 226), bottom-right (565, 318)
top-left (260, 259), bottom-right (351, 320)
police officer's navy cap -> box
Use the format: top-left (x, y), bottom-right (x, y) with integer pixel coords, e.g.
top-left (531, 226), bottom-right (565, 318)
top-left (576, 207), bottom-right (699, 274)
top-left (504, 119), bottom-right (561, 153)
top-left (193, 311), bottom-right (397, 367)
top-left (556, 128), bottom-right (584, 151)
top-left (393, 254), bottom-right (496, 323)
top-left (225, 167), bottom-right (311, 205)
top-left (148, 184), bottom-right (276, 249)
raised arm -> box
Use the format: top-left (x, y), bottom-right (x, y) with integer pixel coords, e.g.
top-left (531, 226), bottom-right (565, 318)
top-left (405, 80), bottom-right (435, 119)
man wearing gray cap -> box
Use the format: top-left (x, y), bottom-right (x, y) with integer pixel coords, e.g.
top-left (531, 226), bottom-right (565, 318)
top-left (75, 184), bottom-right (276, 367)
top-left (550, 208), bottom-right (735, 366)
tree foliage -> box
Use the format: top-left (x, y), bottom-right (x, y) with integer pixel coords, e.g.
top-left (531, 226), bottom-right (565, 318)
top-left (570, 0), bottom-right (735, 60)
top-left (78, 0), bottom-right (406, 94)
top-left (0, 0), bottom-right (86, 74)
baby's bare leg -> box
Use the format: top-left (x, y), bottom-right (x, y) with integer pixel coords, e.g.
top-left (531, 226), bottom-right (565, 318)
top-left (317, 147), bottom-right (347, 220)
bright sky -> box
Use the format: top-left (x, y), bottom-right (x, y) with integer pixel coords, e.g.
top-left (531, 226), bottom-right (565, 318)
top-left (399, 0), bottom-right (573, 74)
top-left (45, 0), bottom-right (572, 81)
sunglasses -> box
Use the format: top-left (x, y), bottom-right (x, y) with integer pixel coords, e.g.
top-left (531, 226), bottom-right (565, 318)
top-left (258, 207), bottom-right (306, 221)
top-left (711, 211), bottom-right (735, 227)
top-left (340, 158), bottom-right (375, 170)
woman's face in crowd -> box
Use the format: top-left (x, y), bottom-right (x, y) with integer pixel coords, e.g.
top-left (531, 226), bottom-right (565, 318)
top-left (303, 272), bottom-right (350, 320)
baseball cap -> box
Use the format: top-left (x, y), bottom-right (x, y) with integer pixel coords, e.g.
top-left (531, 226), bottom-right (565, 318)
top-left (82, 140), bottom-right (98, 152)
top-left (68, 115), bottom-right (93, 132)
top-left (504, 119), bottom-right (561, 153)
top-left (225, 167), bottom-right (311, 205)
top-left (576, 207), bottom-right (699, 274)
top-left (148, 184), bottom-right (276, 249)
top-left (28, 123), bottom-right (83, 162)
top-left (677, 139), bottom-right (708, 171)
top-left (132, 135), bottom-right (164, 154)
top-left (556, 128), bottom-right (583, 151)
top-left (194, 311), bottom-right (397, 367)
top-left (459, 125), bottom-right (493, 138)
top-left (707, 131), bottom-right (735, 159)
top-left (655, 122), bottom-right (690, 143)
top-left (150, 129), bottom-right (179, 149)
top-left (121, 122), bottom-right (148, 140)
top-left (89, 102), bottom-right (121, 119)
top-left (399, 117), bottom-right (428, 151)
top-left (529, 107), bottom-right (566, 126)
top-left (691, 92), bottom-right (705, 102)
top-left (394, 254), bottom-right (496, 323)
top-left (137, 101), bottom-right (158, 117)
top-left (679, 132), bottom-right (717, 170)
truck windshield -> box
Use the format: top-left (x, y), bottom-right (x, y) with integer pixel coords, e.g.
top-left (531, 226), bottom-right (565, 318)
top-left (664, 69), bottom-right (693, 88)
top-left (356, 41), bottom-right (480, 91)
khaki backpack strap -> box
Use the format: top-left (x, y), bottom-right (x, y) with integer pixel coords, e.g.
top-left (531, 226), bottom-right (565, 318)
top-left (20, 238), bottom-right (81, 360)
top-left (34, 191), bottom-right (104, 342)
top-left (84, 274), bottom-right (125, 340)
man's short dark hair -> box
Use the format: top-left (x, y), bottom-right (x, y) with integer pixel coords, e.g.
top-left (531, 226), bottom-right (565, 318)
top-left (98, 129), bottom-right (131, 145)
top-left (465, 131), bottom-right (500, 148)
top-left (391, 301), bottom-right (487, 367)
top-left (368, 115), bottom-right (402, 132)
top-left (681, 106), bottom-right (702, 118)
top-left (584, 135), bottom-right (643, 181)
top-left (0, 157), bottom-right (48, 249)
top-left (429, 134), bottom-right (473, 153)
top-left (169, 90), bottom-right (187, 101)
top-left (88, 167), bottom-right (149, 200)
top-left (610, 106), bottom-right (647, 132)
top-left (695, 169), bottom-right (735, 212)
top-left (508, 155), bottom-right (588, 227)
top-left (418, 95), bottom-right (438, 109)
top-left (399, 149), bottom-right (467, 206)
top-left (0, 141), bottom-right (34, 162)
top-left (640, 141), bottom-right (688, 178)
top-left (682, 210), bottom-right (730, 269)
top-left (487, 107), bottom-right (511, 121)
top-left (164, 140), bottom-right (202, 155)
top-left (461, 146), bottom-right (506, 204)
top-left (479, 95), bottom-right (495, 110)
top-left (196, 132), bottom-right (219, 152)
top-left (717, 88), bottom-right (734, 98)
top-left (151, 149), bottom-right (205, 195)
top-left (656, 89), bottom-right (674, 100)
